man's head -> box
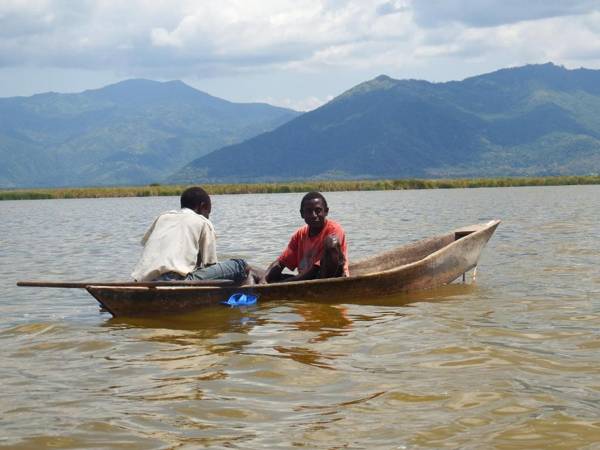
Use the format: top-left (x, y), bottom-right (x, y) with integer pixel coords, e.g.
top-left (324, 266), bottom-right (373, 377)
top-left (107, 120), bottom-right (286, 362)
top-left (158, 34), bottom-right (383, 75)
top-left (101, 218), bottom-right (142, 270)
top-left (300, 191), bottom-right (329, 234)
top-left (180, 186), bottom-right (211, 218)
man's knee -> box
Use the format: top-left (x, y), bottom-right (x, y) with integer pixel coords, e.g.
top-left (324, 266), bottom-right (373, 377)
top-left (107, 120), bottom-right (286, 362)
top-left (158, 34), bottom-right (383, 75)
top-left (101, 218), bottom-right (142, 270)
top-left (324, 234), bottom-right (341, 251)
top-left (324, 235), bottom-right (343, 262)
top-left (187, 258), bottom-right (248, 282)
top-left (230, 258), bottom-right (249, 282)
top-left (320, 235), bottom-right (345, 278)
top-left (231, 258), bottom-right (248, 271)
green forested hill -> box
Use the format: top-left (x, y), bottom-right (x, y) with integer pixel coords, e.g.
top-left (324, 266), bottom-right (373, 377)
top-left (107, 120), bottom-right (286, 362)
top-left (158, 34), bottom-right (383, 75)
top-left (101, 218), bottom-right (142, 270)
top-left (173, 63), bottom-right (600, 183)
top-left (0, 79), bottom-right (299, 187)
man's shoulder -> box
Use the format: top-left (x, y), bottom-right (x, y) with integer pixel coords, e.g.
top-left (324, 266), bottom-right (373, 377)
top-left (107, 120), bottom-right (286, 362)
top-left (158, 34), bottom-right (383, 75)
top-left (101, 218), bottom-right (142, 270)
top-left (325, 219), bottom-right (346, 234)
top-left (157, 208), bottom-right (189, 220)
top-left (290, 224), bottom-right (309, 239)
top-left (185, 212), bottom-right (214, 231)
top-left (159, 209), bottom-right (213, 228)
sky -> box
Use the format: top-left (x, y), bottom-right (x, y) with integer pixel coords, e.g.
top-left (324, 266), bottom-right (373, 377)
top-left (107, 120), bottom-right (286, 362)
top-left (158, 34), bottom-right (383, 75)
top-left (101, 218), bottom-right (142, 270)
top-left (1, 0), bottom-right (600, 111)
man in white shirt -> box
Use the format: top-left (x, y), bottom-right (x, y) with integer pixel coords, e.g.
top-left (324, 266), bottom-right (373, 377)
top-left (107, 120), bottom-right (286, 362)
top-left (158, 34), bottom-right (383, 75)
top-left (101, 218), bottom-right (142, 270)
top-left (131, 186), bottom-right (249, 283)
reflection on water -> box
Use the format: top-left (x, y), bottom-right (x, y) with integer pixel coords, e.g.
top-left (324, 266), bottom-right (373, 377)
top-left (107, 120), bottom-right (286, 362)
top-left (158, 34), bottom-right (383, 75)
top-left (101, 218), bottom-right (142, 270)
top-left (1, 186), bottom-right (600, 448)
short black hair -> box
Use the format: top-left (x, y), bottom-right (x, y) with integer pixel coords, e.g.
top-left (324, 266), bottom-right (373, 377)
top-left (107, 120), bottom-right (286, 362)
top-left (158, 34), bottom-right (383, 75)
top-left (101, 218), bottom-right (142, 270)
top-left (300, 191), bottom-right (328, 211)
top-left (180, 186), bottom-right (210, 210)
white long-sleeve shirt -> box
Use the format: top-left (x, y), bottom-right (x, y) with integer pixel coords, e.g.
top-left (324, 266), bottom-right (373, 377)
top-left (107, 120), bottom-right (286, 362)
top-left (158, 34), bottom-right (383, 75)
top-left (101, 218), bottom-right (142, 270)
top-left (131, 208), bottom-right (217, 281)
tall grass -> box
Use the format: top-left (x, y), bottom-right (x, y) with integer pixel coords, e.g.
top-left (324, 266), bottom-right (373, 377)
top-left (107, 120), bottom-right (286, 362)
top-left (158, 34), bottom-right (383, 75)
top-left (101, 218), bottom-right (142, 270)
top-left (1, 175), bottom-right (599, 201)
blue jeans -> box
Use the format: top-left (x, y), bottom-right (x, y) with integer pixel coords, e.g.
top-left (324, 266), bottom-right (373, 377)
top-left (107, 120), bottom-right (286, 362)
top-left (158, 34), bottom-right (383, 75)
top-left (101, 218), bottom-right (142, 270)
top-left (157, 259), bottom-right (248, 283)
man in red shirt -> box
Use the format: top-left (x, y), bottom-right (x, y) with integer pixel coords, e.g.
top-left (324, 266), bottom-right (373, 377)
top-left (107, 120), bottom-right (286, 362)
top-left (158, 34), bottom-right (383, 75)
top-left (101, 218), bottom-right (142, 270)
top-left (262, 192), bottom-right (349, 283)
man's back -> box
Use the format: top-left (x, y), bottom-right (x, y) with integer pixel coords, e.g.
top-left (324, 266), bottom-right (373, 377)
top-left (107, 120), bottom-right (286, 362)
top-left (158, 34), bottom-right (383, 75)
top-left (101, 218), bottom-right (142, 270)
top-left (131, 208), bottom-right (217, 281)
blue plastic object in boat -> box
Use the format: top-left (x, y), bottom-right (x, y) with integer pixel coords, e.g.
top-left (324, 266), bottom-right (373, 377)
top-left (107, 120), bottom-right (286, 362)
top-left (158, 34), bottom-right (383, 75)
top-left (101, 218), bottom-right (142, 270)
top-left (221, 293), bottom-right (258, 307)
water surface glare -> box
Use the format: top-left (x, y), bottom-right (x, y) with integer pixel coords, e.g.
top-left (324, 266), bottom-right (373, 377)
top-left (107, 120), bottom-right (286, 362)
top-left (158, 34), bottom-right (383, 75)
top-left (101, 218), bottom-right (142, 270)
top-left (1, 186), bottom-right (599, 448)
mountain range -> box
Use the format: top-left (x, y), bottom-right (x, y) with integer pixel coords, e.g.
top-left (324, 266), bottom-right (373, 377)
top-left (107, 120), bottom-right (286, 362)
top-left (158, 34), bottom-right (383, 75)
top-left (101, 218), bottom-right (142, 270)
top-left (0, 79), bottom-right (299, 188)
top-left (3, 63), bottom-right (600, 189)
top-left (173, 63), bottom-right (600, 183)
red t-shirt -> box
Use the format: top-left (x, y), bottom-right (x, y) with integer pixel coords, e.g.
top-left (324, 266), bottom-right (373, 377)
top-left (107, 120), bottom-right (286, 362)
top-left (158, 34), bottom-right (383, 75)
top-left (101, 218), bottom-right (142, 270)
top-left (278, 219), bottom-right (349, 276)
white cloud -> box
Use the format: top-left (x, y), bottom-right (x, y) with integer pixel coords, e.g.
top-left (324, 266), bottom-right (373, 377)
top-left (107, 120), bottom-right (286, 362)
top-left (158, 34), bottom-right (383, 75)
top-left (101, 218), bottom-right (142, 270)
top-left (411, 0), bottom-right (600, 28)
top-left (1, 0), bottom-right (600, 101)
top-left (0, 1), bottom-right (416, 74)
top-left (260, 94), bottom-right (335, 111)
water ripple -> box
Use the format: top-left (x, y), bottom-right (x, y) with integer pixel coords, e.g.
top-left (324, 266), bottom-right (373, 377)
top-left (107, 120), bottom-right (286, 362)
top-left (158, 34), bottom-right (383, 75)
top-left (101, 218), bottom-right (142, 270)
top-left (2, 186), bottom-right (600, 448)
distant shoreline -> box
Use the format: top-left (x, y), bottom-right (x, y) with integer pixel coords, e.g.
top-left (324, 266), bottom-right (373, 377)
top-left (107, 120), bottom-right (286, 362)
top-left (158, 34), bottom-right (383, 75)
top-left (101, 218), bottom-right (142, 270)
top-left (1, 176), bottom-right (599, 200)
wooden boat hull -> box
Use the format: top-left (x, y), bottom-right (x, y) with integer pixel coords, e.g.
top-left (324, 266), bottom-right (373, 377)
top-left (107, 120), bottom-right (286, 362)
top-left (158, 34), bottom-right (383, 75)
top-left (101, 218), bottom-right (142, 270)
top-left (87, 220), bottom-right (500, 317)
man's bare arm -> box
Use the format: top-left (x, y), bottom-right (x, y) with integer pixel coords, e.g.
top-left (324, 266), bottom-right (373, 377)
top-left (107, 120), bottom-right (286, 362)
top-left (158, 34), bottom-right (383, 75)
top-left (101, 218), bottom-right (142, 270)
top-left (262, 259), bottom-right (284, 283)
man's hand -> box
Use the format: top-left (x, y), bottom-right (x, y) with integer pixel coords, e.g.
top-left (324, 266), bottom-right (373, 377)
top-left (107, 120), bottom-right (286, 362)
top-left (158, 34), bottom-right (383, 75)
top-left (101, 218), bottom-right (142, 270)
top-left (263, 260), bottom-right (285, 283)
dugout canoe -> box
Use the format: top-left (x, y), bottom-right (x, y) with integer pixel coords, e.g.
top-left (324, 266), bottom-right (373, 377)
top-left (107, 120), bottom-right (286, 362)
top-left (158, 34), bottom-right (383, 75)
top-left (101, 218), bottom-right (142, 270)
top-left (82, 220), bottom-right (500, 317)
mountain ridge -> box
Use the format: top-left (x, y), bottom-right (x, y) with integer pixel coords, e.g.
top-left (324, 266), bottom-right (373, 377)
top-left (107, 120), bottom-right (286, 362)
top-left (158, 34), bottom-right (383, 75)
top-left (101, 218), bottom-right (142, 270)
top-left (0, 79), bottom-right (300, 188)
top-left (172, 63), bottom-right (600, 183)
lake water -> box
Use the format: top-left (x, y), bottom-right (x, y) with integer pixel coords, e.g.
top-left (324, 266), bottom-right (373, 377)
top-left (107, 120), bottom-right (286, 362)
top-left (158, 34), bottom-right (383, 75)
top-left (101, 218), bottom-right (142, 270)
top-left (1, 186), bottom-right (599, 449)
